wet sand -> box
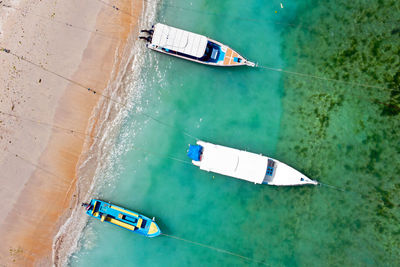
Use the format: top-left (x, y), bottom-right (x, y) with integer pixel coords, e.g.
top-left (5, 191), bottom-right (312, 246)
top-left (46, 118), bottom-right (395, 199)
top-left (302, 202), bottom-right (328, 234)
top-left (0, 0), bottom-right (143, 265)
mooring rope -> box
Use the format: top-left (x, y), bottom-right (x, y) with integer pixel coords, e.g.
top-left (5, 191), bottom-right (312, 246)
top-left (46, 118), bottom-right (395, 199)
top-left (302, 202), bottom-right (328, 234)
top-left (94, 0), bottom-right (135, 18)
top-left (161, 233), bottom-right (269, 266)
top-left (0, 109), bottom-right (97, 140)
top-left (318, 182), bottom-right (346, 192)
top-left (257, 64), bottom-right (395, 92)
top-left (0, 47), bottom-right (200, 141)
top-left (5, 108), bottom-right (360, 186)
top-left (0, 3), bottom-right (119, 41)
top-left (0, 109), bottom-right (194, 167)
top-left (96, 0), bottom-right (396, 33)
top-left (3, 147), bottom-right (77, 209)
top-left (5, 0), bottom-right (392, 98)
top-left (95, 0), bottom-right (313, 33)
top-left (88, 1), bottom-right (395, 94)
top-left (318, 181), bottom-right (366, 197)
top-left (89, 0), bottom-right (396, 95)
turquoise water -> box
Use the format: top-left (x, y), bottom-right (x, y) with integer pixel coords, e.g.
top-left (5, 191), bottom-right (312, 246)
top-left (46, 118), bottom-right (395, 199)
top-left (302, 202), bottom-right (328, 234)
top-left (70, 0), bottom-right (399, 266)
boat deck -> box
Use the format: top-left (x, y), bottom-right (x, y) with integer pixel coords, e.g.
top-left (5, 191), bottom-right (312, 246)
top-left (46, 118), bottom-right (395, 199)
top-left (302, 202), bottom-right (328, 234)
top-left (86, 199), bottom-right (161, 237)
top-left (191, 141), bottom-right (318, 186)
top-left (223, 48), bottom-right (242, 66)
top-left (91, 201), bottom-right (142, 230)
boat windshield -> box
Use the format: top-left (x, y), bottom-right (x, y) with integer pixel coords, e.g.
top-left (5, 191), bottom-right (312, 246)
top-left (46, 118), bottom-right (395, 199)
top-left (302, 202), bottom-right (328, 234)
top-left (262, 159), bottom-right (276, 184)
top-left (211, 48), bottom-right (218, 60)
top-left (200, 41), bottom-right (221, 63)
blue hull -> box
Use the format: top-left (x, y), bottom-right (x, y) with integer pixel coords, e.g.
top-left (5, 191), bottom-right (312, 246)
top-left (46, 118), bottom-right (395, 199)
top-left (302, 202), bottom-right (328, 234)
top-left (84, 199), bottom-right (161, 237)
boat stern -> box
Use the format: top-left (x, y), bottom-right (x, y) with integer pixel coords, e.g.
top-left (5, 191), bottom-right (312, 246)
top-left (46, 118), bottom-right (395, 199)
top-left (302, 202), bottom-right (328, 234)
top-left (187, 144), bottom-right (203, 167)
top-left (85, 199), bottom-right (101, 217)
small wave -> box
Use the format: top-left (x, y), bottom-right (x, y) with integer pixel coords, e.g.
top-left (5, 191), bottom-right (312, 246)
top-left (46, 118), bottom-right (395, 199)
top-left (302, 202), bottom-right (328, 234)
top-left (52, 0), bottom-right (160, 265)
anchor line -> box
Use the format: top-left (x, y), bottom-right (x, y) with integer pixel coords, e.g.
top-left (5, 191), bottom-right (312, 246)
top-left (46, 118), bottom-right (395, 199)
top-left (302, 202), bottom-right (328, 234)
top-left (94, 0), bottom-right (135, 18)
top-left (92, 1), bottom-right (397, 97)
top-left (95, 0), bottom-right (396, 34)
top-left (257, 64), bottom-right (399, 108)
top-left (162, 156), bottom-right (193, 166)
top-left (161, 233), bottom-right (269, 266)
top-left (0, 110), bottom-right (98, 140)
top-left (257, 65), bottom-right (395, 92)
top-left (98, 0), bottom-right (312, 33)
top-left (3, 148), bottom-right (77, 209)
top-left (0, 47), bottom-right (199, 141)
top-left (318, 182), bottom-right (346, 192)
top-left (96, 0), bottom-right (314, 35)
top-left (0, 110), bottom-right (194, 167)
top-left (318, 182), bottom-right (365, 197)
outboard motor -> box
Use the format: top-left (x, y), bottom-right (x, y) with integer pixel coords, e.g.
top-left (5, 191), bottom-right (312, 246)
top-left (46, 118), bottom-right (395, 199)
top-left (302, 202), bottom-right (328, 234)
top-left (81, 202), bottom-right (91, 210)
top-left (139, 36), bottom-right (152, 42)
top-left (140, 29), bottom-right (154, 35)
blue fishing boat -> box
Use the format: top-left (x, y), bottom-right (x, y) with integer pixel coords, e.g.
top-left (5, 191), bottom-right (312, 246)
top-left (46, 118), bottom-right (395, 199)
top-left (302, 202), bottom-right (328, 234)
top-left (82, 199), bottom-right (161, 237)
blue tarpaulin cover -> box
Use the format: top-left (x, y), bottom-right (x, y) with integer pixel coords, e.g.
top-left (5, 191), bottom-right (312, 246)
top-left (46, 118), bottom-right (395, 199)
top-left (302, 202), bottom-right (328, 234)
top-left (187, 145), bottom-right (203, 161)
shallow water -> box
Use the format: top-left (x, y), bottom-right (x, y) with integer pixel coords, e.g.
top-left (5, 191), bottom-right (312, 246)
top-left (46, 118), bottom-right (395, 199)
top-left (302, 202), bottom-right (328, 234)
top-left (69, 0), bottom-right (399, 266)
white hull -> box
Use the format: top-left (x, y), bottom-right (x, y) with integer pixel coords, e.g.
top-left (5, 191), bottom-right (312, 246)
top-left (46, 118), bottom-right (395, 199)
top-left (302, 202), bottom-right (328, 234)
top-left (145, 23), bottom-right (256, 67)
top-left (191, 141), bottom-right (318, 186)
top-left (147, 39), bottom-right (255, 67)
top-left (265, 159), bottom-right (318, 186)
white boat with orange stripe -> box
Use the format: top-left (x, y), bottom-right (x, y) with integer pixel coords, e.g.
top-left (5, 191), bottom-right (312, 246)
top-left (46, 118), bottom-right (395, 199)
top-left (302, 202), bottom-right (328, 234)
top-left (139, 23), bottom-right (256, 67)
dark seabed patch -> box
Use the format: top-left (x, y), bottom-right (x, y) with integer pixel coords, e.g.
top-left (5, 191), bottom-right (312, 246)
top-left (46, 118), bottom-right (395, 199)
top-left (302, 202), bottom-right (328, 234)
top-left (276, 0), bottom-right (400, 264)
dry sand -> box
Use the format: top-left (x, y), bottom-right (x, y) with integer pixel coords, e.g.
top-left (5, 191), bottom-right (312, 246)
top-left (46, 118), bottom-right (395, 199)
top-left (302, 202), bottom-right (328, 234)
top-left (0, 0), bottom-right (142, 265)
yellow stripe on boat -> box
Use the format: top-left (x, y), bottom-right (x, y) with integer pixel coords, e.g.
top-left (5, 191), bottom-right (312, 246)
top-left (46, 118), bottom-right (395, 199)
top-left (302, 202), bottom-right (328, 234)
top-left (136, 218), bottom-right (143, 228)
top-left (91, 201), bottom-right (98, 215)
top-left (101, 214), bottom-right (106, 222)
top-left (106, 217), bottom-right (135, 231)
top-left (148, 222), bottom-right (158, 235)
top-left (110, 205), bottom-right (138, 217)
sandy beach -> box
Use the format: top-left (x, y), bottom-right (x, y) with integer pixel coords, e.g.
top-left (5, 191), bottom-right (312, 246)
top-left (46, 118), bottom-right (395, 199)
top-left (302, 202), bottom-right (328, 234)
top-left (0, 0), bottom-right (142, 265)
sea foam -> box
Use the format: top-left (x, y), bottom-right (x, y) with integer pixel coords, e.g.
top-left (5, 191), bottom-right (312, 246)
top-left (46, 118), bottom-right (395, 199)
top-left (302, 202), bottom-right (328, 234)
top-left (52, 1), bottom-right (159, 265)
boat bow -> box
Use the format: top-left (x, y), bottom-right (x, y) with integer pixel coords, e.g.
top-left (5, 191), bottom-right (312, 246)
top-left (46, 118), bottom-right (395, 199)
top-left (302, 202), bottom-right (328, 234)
top-left (245, 60), bottom-right (256, 67)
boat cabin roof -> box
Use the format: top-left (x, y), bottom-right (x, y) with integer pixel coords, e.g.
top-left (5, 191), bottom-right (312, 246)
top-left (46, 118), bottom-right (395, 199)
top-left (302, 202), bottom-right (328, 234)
top-left (151, 23), bottom-right (208, 58)
top-left (196, 141), bottom-right (269, 184)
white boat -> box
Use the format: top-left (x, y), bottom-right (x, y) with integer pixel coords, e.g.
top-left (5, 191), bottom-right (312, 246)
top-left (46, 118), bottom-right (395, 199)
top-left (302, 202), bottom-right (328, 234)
top-left (139, 23), bottom-right (256, 67)
top-left (187, 141), bottom-right (318, 186)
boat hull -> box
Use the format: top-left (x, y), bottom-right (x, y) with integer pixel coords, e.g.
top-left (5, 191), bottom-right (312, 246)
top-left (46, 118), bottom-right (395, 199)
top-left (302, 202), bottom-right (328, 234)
top-left (85, 199), bottom-right (161, 237)
top-left (263, 159), bottom-right (318, 186)
top-left (144, 23), bottom-right (255, 67)
top-left (190, 141), bottom-right (318, 186)
top-left (147, 38), bottom-right (255, 67)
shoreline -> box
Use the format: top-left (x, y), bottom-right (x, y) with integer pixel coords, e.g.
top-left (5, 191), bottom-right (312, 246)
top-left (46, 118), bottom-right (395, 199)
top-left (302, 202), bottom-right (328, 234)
top-left (0, 0), bottom-right (144, 265)
top-left (53, 0), bottom-right (155, 265)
